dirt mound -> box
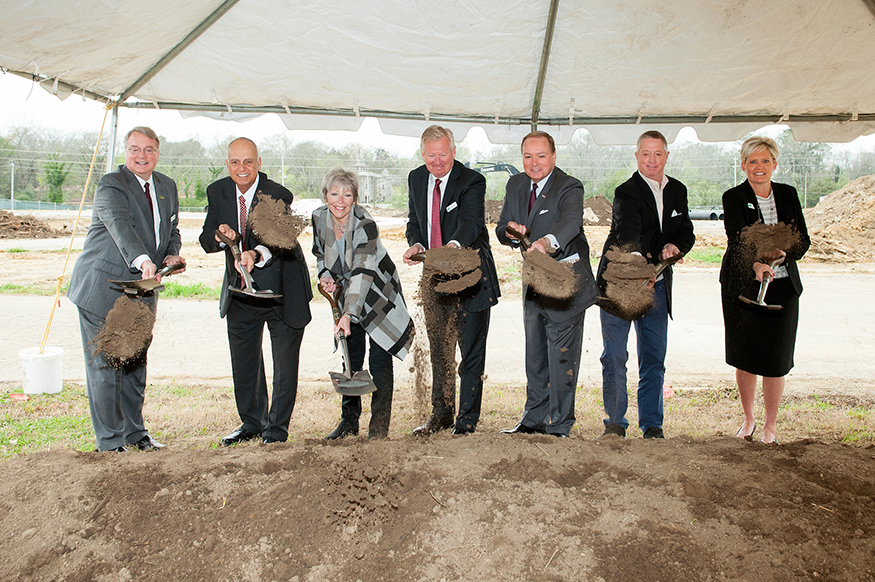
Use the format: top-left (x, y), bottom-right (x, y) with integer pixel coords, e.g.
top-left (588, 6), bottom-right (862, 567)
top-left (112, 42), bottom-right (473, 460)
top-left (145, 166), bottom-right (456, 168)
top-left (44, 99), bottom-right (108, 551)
top-left (485, 199), bottom-right (504, 224)
top-left (584, 195), bottom-right (613, 226)
top-left (805, 174), bottom-right (875, 261)
top-left (0, 210), bottom-right (64, 239)
top-left (1, 436), bottom-right (873, 581)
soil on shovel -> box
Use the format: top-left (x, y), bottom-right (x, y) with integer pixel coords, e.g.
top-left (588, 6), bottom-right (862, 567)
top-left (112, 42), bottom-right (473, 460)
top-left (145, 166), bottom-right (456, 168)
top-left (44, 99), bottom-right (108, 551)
top-left (739, 222), bottom-right (800, 262)
top-left (247, 192), bottom-right (307, 250)
top-left (91, 295), bottom-right (156, 367)
top-left (422, 246), bottom-right (481, 276)
top-left (601, 246), bottom-right (658, 321)
top-left (521, 250), bottom-right (577, 300)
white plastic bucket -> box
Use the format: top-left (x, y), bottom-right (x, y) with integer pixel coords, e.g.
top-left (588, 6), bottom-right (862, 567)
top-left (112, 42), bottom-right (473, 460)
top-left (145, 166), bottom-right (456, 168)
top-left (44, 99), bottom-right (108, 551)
top-left (19, 347), bottom-right (64, 395)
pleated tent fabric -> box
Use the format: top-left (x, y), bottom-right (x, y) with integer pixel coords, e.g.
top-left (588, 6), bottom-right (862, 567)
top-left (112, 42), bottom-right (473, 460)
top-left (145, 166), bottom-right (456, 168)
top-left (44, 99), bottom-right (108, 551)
top-left (2, 0), bottom-right (875, 144)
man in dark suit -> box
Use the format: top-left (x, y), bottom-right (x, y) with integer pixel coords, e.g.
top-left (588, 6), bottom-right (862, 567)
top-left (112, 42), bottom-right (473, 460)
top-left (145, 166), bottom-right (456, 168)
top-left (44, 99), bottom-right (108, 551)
top-left (596, 130), bottom-right (695, 439)
top-left (68, 126), bottom-right (186, 452)
top-left (402, 125), bottom-right (500, 435)
top-left (496, 130), bottom-right (598, 438)
top-left (199, 137), bottom-right (312, 445)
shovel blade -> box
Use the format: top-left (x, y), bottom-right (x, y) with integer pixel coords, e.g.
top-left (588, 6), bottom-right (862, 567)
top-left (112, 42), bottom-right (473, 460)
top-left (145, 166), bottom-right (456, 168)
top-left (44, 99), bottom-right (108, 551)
top-left (228, 285), bottom-right (282, 299)
top-left (329, 370), bottom-right (377, 396)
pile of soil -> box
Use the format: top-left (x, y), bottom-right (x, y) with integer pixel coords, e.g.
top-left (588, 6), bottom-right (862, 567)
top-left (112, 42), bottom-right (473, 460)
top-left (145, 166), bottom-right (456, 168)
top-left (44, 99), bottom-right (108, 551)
top-left (600, 246), bottom-right (657, 320)
top-left (1, 436), bottom-right (873, 581)
top-left (248, 193), bottom-right (307, 250)
top-left (92, 295), bottom-right (156, 367)
top-left (0, 210), bottom-right (63, 239)
top-left (805, 174), bottom-right (875, 261)
top-left (583, 195), bottom-right (613, 226)
top-left (484, 200), bottom-right (504, 224)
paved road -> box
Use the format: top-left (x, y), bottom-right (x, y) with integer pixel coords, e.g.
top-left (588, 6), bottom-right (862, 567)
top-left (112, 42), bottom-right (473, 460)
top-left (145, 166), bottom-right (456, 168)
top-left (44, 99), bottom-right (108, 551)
top-left (4, 264), bottom-right (874, 398)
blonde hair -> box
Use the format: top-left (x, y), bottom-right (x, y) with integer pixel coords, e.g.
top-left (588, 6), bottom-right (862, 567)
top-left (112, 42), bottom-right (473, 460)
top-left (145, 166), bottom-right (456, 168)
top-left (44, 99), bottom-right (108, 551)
top-left (740, 136), bottom-right (779, 164)
top-left (321, 167), bottom-right (359, 203)
top-left (420, 125), bottom-right (455, 151)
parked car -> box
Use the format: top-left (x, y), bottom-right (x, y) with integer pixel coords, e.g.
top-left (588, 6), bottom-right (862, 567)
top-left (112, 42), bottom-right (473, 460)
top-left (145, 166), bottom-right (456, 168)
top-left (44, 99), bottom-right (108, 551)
top-left (689, 206), bottom-right (724, 220)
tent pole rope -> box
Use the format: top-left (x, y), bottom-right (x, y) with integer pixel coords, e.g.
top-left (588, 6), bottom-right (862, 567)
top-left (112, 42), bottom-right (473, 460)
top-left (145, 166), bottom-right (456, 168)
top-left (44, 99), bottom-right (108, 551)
top-left (39, 100), bottom-right (114, 353)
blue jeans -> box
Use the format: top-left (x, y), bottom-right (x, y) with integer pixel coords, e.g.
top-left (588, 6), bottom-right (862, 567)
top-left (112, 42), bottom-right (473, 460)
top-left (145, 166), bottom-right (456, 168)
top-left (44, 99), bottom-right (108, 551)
top-left (600, 279), bottom-right (669, 432)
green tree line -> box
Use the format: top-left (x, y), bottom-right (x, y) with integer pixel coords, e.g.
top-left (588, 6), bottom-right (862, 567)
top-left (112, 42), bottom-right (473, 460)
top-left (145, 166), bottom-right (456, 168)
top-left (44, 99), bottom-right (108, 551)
top-left (1, 126), bottom-right (873, 210)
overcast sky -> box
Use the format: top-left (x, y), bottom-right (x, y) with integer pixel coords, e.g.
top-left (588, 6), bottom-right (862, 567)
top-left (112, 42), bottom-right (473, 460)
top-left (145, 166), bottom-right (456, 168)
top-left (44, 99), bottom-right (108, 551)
top-left (2, 73), bottom-right (873, 156)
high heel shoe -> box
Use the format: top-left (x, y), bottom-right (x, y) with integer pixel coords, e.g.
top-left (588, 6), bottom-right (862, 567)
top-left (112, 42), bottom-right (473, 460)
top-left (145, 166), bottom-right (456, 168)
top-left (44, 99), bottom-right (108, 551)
top-left (735, 422), bottom-right (757, 441)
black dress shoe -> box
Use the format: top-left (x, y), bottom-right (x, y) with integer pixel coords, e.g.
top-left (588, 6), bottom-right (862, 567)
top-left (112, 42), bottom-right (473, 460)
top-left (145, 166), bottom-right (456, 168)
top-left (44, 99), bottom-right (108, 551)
top-left (643, 426), bottom-right (665, 439)
top-left (501, 422), bottom-right (545, 435)
top-left (130, 435), bottom-right (165, 451)
top-left (601, 423), bottom-right (626, 438)
top-left (94, 446), bottom-right (127, 452)
top-left (221, 426), bottom-right (262, 446)
top-left (412, 415), bottom-right (454, 436)
top-left (262, 436), bottom-right (282, 444)
top-left (451, 426), bottom-right (472, 435)
top-left (326, 420), bottom-right (359, 440)
top-left (551, 432), bottom-right (569, 438)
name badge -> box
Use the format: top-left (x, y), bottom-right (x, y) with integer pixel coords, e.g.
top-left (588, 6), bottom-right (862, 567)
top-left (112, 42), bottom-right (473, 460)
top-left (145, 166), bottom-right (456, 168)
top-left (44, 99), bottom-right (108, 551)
top-left (446, 201), bottom-right (458, 212)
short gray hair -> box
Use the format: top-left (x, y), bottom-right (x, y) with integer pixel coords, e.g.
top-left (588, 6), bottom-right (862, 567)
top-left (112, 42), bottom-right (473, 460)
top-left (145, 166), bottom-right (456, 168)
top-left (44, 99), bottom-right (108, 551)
top-left (125, 126), bottom-right (159, 149)
top-left (321, 167), bottom-right (359, 203)
top-left (740, 136), bottom-right (779, 164)
top-left (420, 125), bottom-right (455, 152)
top-left (636, 130), bottom-right (667, 151)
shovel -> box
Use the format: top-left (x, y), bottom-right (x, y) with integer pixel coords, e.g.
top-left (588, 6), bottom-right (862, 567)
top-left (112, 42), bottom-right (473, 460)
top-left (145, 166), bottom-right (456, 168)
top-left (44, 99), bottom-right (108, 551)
top-left (505, 225), bottom-right (577, 300)
top-left (316, 282), bottom-right (377, 396)
top-left (215, 229), bottom-right (281, 299)
top-left (739, 257), bottom-right (784, 311)
top-left (109, 262), bottom-right (184, 296)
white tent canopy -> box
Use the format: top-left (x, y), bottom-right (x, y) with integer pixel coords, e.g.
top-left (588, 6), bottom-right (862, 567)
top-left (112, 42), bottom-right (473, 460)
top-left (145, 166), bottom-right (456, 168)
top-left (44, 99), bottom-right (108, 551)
top-left (2, 0), bottom-right (875, 145)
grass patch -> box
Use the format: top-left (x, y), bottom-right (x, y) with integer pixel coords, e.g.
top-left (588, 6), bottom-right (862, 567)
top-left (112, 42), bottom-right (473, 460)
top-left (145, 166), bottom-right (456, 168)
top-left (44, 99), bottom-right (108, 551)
top-left (160, 281), bottom-right (221, 300)
top-left (2, 381), bottom-right (873, 461)
top-left (685, 246), bottom-right (725, 264)
top-left (2, 247), bottom-right (28, 253)
top-left (0, 282), bottom-right (68, 295)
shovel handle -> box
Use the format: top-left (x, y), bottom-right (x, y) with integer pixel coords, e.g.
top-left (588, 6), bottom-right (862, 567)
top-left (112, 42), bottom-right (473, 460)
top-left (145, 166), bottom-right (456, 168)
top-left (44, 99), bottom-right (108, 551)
top-left (215, 229), bottom-right (258, 290)
top-left (317, 282), bottom-right (344, 325)
top-left (156, 261), bottom-right (185, 278)
top-left (505, 226), bottom-right (532, 251)
top-left (410, 252), bottom-right (426, 262)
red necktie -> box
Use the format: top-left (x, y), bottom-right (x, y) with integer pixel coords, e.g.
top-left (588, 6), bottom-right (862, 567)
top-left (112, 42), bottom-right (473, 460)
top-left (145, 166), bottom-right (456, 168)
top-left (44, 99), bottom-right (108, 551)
top-left (239, 194), bottom-right (248, 251)
top-left (528, 182), bottom-right (537, 214)
top-left (429, 178), bottom-right (442, 249)
top-left (144, 182), bottom-right (154, 219)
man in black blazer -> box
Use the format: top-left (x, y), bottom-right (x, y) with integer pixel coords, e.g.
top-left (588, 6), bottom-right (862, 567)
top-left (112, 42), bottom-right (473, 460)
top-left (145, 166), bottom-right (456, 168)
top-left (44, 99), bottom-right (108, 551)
top-left (402, 125), bottom-right (500, 435)
top-left (596, 130), bottom-right (695, 439)
top-left (68, 126), bottom-right (186, 452)
top-left (496, 131), bottom-right (598, 437)
top-left (199, 138), bottom-right (312, 445)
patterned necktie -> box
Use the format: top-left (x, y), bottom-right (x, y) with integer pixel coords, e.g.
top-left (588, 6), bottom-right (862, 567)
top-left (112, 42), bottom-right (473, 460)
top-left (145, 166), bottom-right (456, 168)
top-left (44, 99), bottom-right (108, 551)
top-left (528, 182), bottom-right (537, 214)
top-left (429, 178), bottom-right (442, 249)
top-left (144, 182), bottom-right (154, 219)
top-left (238, 194), bottom-right (248, 251)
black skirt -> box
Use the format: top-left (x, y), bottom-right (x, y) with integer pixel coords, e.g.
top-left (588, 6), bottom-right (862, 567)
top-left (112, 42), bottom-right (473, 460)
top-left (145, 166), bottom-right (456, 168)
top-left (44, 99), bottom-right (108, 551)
top-left (721, 277), bottom-right (799, 377)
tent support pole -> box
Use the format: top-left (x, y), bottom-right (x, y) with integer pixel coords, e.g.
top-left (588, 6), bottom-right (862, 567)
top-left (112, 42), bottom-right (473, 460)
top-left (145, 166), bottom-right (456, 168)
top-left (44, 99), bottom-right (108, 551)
top-left (106, 104), bottom-right (119, 174)
top-left (530, 0), bottom-right (560, 132)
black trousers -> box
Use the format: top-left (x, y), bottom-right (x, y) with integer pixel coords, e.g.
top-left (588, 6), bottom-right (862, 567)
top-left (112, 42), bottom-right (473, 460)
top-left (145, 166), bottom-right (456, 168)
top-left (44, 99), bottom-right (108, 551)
top-left (340, 322), bottom-right (394, 438)
top-left (226, 296), bottom-right (304, 442)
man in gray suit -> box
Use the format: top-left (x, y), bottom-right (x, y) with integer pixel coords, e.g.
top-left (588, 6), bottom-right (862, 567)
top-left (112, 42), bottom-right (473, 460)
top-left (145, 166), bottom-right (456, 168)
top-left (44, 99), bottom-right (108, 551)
top-left (496, 131), bottom-right (597, 437)
top-left (68, 126), bottom-right (186, 452)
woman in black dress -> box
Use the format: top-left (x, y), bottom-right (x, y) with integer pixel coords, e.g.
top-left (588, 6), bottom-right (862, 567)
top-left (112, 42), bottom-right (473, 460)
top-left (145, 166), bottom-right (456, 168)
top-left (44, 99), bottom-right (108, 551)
top-left (720, 136), bottom-right (810, 444)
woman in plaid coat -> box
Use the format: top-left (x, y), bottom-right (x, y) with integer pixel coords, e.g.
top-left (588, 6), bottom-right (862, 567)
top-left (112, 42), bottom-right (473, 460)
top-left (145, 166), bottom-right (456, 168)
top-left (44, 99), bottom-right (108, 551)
top-left (312, 168), bottom-right (414, 439)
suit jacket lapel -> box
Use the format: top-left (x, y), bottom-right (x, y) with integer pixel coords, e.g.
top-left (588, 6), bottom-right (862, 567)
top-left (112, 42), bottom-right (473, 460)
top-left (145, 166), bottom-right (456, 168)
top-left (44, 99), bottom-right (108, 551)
top-left (525, 171), bottom-right (554, 229)
top-left (635, 172), bottom-right (660, 223)
top-left (123, 166), bottom-right (157, 250)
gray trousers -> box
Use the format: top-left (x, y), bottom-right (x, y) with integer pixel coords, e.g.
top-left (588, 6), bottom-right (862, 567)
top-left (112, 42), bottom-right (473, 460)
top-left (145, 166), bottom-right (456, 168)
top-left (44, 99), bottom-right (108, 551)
top-left (521, 301), bottom-right (585, 435)
top-left (78, 307), bottom-right (149, 451)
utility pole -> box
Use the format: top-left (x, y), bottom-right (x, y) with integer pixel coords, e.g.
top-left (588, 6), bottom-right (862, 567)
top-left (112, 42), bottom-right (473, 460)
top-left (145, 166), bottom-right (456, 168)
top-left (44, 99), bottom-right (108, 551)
top-left (8, 160), bottom-right (13, 210)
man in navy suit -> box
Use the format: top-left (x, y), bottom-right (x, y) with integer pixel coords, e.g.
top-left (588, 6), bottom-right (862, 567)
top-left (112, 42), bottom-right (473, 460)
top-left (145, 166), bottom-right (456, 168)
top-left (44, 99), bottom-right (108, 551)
top-left (496, 131), bottom-right (598, 438)
top-left (200, 138), bottom-right (312, 445)
top-left (596, 130), bottom-right (695, 439)
top-left (402, 125), bottom-right (500, 435)
top-left (68, 126), bottom-right (186, 452)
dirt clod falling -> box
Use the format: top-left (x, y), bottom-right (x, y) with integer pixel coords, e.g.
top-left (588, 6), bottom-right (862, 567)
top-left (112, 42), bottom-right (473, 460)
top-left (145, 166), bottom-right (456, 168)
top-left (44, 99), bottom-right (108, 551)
top-left (601, 246), bottom-right (658, 320)
top-left (247, 192), bottom-right (307, 250)
top-left (92, 295), bottom-right (156, 367)
top-left (522, 250), bottom-right (578, 300)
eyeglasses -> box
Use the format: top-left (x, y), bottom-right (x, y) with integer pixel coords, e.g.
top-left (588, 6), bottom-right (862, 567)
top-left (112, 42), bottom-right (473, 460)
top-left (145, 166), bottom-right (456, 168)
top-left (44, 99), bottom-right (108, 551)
top-left (127, 146), bottom-right (157, 155)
